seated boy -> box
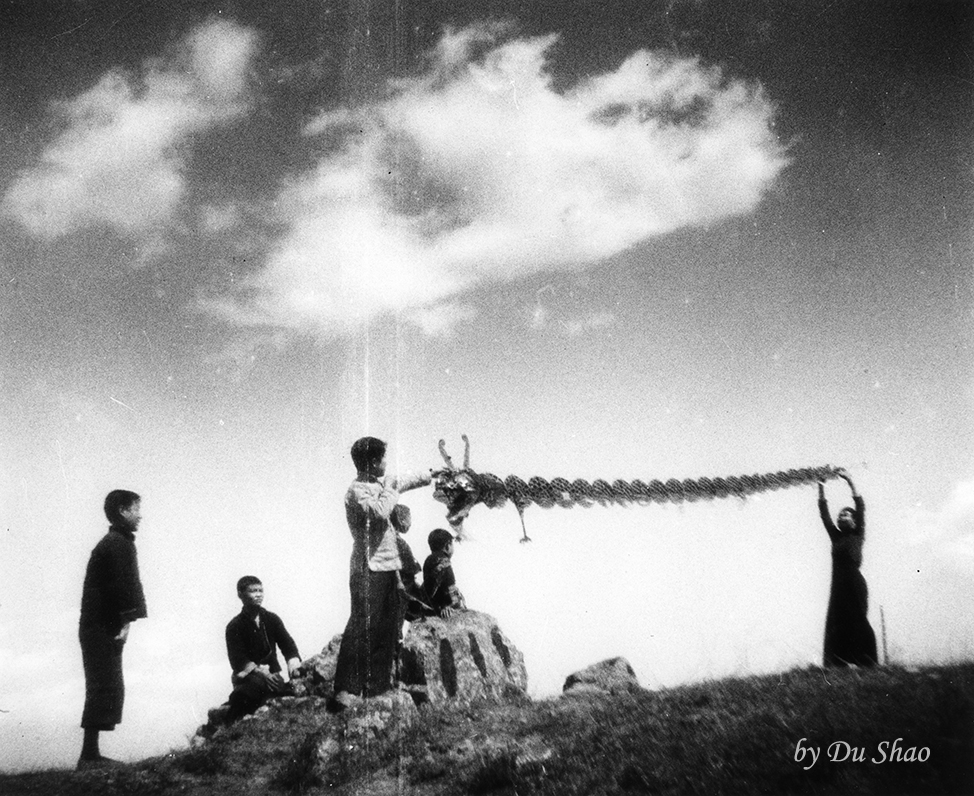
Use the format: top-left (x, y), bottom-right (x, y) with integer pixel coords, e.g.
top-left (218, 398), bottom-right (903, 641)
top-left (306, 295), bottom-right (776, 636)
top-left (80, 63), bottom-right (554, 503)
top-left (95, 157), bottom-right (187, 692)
top-left (225, 576), bottom-right (301, 723)
top-left (423, 528), bottom-right (467, 618)
top-left (391, 504), bottom-right (433, 621)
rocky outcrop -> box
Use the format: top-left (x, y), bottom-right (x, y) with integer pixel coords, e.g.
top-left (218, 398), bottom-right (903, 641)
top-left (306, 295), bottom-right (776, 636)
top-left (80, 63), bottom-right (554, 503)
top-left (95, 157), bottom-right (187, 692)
top-left (562, 657), bottom-right (641, 696)
top-left (291, 633), bottom-right (342, 699)
top-left (401, 610), bottom-right (527, 705)
top-left (290, 610), bottom-right (527, 707)
top-left (292, 611), bottom-right (528, 704)
top-left (311, 689), bottom-right (418, 777)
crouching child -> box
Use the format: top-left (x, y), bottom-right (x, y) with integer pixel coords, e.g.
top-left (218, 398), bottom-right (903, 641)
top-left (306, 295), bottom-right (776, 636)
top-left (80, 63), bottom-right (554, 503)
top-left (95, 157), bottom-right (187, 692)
top-left (423, 528), bottom-right (467, 619)
top-left (392, 505), bottom-right (434, 621)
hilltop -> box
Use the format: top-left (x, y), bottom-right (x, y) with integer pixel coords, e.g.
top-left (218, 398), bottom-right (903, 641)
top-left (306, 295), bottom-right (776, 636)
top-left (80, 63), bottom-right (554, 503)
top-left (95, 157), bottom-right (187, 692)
top-left (2, 662), bottom-right (972, 795)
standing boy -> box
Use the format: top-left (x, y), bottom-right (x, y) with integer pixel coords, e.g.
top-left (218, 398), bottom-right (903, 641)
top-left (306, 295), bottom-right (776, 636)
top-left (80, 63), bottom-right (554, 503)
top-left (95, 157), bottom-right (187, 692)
top-left (225, 576), bottom-right (301, 722)
top-left (331, 437), bottom-right (432, 708)
top-left (78, 489), bottom-right (147, 769)
top-left (423, 528), bottom-right (467, 618)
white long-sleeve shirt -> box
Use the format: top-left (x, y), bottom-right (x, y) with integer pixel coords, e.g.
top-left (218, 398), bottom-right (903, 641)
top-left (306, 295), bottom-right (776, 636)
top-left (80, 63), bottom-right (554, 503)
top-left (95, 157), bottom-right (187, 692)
top-left (345, 471), bottom-right (431, 572)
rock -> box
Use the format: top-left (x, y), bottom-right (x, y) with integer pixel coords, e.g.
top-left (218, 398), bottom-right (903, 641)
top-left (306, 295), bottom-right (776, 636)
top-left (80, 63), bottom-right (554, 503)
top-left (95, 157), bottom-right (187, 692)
top-left (291, 633), bottom-right (343, 698)
top-left (207, 703), bottom-right (231, 725)
top-left (562, 657), bottom-right (641, 696)
top-left (342, 689), bottom-right (419, 740)
top-left (316, 736), bottom-right (341, 767)
top-left (312, 690), bottom-right (418, 779)
top-left (192, 703), bottom-right (231, 740)
top-left (401, 610), bottom-right (527, 705)
top-left (253, 610), bottom-right (525, 710)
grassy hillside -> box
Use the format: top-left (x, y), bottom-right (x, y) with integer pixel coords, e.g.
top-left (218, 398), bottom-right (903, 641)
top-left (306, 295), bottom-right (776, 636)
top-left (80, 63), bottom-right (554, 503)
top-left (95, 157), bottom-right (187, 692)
top-left (3, 663), bottom-right (972, 795)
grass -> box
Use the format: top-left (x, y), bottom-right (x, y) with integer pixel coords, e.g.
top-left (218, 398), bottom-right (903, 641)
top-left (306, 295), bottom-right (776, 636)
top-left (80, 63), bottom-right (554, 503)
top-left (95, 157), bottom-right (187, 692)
top-left (2, 663), bottom-right (972, 795)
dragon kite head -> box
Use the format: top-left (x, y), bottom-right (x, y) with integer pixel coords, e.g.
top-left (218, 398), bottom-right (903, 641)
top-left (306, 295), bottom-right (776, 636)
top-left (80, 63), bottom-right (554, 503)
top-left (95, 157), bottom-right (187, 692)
top-left (432, 435), bottom-right (480, 539)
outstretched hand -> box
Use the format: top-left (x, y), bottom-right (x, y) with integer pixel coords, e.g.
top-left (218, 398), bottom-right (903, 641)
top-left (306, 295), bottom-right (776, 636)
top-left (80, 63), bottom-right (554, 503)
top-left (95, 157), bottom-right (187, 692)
top-left (832, 467), bottom-right (860, 497)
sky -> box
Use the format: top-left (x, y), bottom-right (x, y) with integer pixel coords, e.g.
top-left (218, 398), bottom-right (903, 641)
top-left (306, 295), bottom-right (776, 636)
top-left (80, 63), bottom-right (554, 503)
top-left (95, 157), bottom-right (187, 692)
top-left (1, 0), bottom-right (972, 773)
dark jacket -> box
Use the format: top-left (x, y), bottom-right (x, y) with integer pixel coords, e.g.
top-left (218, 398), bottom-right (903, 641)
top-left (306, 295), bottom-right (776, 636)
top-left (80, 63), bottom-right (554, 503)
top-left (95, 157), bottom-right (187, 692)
top-left (225, 607), bottom-right (299, 675)
top-left (423, 550), bottom-right (466, 611)
top-left (79, 525), bottom-right (147, 633)
top-left (819, 494), bottom-right (866, 570)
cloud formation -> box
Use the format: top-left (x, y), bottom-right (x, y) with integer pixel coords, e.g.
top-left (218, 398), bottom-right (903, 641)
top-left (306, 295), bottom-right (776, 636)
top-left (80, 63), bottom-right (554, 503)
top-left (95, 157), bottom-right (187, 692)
top-left (928, 479), bottom-right (974, 574)
top-left (5, 20), bottom-right (785, 336)
top-left (2, 19), bottom-right (256, 240)
top-left (906, 477), bottom-right (974, 576)
top-left (215, 23), bottom-right (787, 336)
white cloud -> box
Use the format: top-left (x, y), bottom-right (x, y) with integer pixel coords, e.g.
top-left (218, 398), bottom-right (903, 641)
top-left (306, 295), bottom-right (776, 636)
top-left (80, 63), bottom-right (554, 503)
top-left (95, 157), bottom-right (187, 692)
top-left (405, 302), bottom-right (477, 336)
top-left (907, 478), bottom-right (974, 575)
top-left (528, 284), bottom-right (616, 336)
top-left (216, 23), bottom-right (787, 337)
top-left (200, 203), bottom-right (243, 234)
top-left (933, 480), bottom-right (974, 574)
top-left (2, 18), bottom-right (256, 240)
top-left (562, 311), bottom-right (616, 337)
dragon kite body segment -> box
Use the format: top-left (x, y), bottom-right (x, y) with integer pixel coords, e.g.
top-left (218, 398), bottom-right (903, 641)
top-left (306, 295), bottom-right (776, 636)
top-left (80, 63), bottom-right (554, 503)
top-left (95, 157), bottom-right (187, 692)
top-left (432, 435), bottom-right (843, 542)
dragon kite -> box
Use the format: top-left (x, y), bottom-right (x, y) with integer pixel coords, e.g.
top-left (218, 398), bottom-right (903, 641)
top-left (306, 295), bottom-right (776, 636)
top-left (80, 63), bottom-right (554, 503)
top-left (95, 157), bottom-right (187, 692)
top-left (432, 435), bottom-right (843, 542)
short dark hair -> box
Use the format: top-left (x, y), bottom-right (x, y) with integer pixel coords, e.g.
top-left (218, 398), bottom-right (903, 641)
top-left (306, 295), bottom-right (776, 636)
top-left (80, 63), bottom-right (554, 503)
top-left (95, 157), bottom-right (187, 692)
top-left (104, 489), bottom-right (140, 524)
top-left (350, 436), bottom-right (386, 472)
top-left (391, 504), bottom-right (411, 533)
top-left (428, 528), bottom-right (453, 552)
top-left (237, 575), bottom-right (262, 594)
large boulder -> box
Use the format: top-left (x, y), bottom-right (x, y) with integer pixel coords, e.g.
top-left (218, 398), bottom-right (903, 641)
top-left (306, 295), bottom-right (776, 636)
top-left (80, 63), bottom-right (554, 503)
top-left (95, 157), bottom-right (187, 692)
top-left (562, 657), bottom-right (641, 696)
top-left (292, 633), bottom-right (343, 699)
top-left (401, 610), bottom-right (527, 705)
top-left (290, 611), bottom-right (526, 706)
top-left (309, 690), bottom-right (418, 784)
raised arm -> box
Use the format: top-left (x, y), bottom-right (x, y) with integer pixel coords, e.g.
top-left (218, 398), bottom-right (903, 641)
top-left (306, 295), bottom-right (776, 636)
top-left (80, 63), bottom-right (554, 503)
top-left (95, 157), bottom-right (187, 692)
top-left (347, 480), bottom-right (401, 524)
top-left (385, 470), bottom-right (433, 494)
top-left (837, 468), bottom-right (859, 497)
top-left (818, 480), bottom-right (839, 541)
top-left (837, 468), bottom-right (865, 533)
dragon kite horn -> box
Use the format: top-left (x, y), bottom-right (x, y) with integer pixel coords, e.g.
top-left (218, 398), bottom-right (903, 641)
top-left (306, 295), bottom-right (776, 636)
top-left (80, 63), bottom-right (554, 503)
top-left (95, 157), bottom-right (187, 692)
top-left (461, 434), bottom-right (470, 469)
top-left (438, 438), bottom-right (456, 471)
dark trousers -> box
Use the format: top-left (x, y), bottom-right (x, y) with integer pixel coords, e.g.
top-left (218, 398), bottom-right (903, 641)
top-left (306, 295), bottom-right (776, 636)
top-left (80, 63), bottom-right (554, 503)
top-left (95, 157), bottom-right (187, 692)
top-left (79, 624), bottom-right (124, 730)
top-left (226, 670), bottom-right (290, 722)
top-left (333, 568), bottom-right (402, 698)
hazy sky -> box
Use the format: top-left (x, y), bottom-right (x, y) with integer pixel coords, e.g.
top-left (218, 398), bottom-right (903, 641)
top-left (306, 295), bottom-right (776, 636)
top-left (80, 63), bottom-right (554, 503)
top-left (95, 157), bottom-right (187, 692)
top-left (1, 0), bottom-right (972, 772)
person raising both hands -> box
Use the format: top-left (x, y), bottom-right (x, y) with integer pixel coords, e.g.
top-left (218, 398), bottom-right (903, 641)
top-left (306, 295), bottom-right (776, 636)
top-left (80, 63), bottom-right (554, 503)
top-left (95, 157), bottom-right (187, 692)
top-left (817, 468), bottom-right (878, 668)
